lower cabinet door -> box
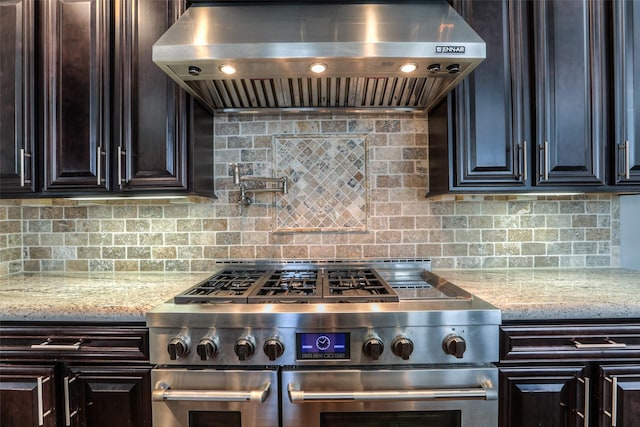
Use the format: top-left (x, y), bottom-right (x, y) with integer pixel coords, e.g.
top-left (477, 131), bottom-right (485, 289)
top-left (499, 365), bottom-right (588, 427)
top-left (69, 366), bottom-right (152, 427)
top-left (0, 364), bottom-right (57, 427)
top-left (599, 365), bottom-right (640, 427)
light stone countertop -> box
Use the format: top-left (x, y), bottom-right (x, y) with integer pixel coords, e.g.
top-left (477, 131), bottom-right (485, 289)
top-left (1, 268), bottom-right (639, 323)
top-left (433, 268), bottom-right (640, 321)
top-left (0, 272), bottom-right (213, 322)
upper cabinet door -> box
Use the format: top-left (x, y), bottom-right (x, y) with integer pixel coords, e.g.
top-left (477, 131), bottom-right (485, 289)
top-left (113, 0), bottom-right (188, 192)
top-left (41, 0), bottom-right (111, 192)
top-left (427, 0), bottom-right (530, 196)
top-left (451, 0), bottom-right (530, 188)
top-left (0, 0), bottom-right (35, 194)
top-left (532, 0), bottom-right (607, 186)
top-left (613, 0), bottom-right (640, 185)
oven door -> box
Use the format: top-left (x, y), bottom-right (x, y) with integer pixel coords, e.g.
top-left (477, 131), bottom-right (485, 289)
top-left (151, 368), bottom-right (278, 427)
top-left (281, 364), bottom-right (498, 427)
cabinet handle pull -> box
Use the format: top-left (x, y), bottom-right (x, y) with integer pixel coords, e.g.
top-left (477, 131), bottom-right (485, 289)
top-left (604, 376), bottom-right (619, 426)
top-left (523, 140), bottom-right (528, 181)
top-left (20, 148), bottom-right (32, 187)
top-left (64, 376), bottom-right (78, 426)
top-left (520, 140), bottom-right (528, 181)
top-left (577, 376), bottom-right (590, 427)
top-left (31, 339), bottom-right (83, 351)
top-left (618, 141), bottom-right (630, 180)
top-left (96, 145), bottom-right (106, 185)
top-left (36, 376), bottom-right (52, 426)
top-left (539, 141), bottom-right (549, 181)
top-left (572, 339), bottom-right (626, 349)
top-left (118, 145), bottom-right (126, 188)
top-left (37, 376), bottom-right (43, 426)
top-left (612, 376), bottom-right (618, 427)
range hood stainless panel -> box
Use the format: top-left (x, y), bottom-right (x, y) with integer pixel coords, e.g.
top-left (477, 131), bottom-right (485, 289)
top-left (153, 3), bottom-right (485, 114)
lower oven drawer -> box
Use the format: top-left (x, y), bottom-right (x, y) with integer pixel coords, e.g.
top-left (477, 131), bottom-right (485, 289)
top-left (151, 368), bottom-right (278, 427)
top-left (281, 364), bottom-right (498, 427)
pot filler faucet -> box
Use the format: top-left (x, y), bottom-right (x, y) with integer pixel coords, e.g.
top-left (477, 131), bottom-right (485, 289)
top-left (231, 163), bottom-right (288, 206)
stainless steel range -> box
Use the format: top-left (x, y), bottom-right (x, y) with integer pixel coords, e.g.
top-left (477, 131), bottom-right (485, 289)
top-left (147, 259), bottom-right (501, 427)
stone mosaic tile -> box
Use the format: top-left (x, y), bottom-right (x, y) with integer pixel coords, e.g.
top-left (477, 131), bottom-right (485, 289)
top-left (274, 134), bottom-right (369, 233)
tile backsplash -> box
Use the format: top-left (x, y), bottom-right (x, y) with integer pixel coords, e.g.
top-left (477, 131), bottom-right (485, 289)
top-left (0, 113), bottom-right (621, 275)
top-left (273, 134), bottom-right (369, 233)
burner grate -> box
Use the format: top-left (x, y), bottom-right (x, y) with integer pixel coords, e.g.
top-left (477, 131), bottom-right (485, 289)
top-left (174, 270), bottom-right (269, 304)
top-left (172, 264), bottom-right (419, 304)
top-left (248, 270), bottom-right (322, 303)
top-left (323, 269), bottom-right (399, 303)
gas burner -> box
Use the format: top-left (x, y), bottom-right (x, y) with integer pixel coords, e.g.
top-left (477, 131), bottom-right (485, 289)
top-left (323, 269), bottom-right (399, 303)
top-left (249, 270), bottom-right (322, 304)
top-left (174, 270), bottom-right (268, 304)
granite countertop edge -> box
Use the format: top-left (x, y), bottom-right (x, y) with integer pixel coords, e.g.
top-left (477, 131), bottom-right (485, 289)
top-left (0, 271), bottom-right (214, 324)
top-left (432, 267), bottom-right (640, 322)
top-left (1, 268), bottom-right (639, 324)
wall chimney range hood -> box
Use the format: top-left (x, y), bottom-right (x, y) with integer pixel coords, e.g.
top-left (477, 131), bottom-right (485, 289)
top-left (152, 2), bottom-right (485, 114)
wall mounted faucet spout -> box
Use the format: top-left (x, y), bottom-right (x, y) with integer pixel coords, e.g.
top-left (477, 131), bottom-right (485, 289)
top-left (229, 163), bottom-right (288, 206)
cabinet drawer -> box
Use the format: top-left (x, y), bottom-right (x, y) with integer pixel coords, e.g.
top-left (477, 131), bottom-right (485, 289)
top-left (0, 324), bottom-right (149, 362)
top-left (501, 323), bottom-right (640, 361)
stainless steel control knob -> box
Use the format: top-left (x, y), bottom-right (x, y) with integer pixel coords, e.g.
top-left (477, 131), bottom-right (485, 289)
top-left (167, 336), bottom-right (190, 360)
top-left (196, 337), bottom-right (219, 361)
top-left (391, 336), bottom-right (414, 360)
top-left (362, 337), bottom-right (384, 360)
top-left (263, 338), bottom-right (285, 361)
top-left (234, 337), bottom-right (255, 361)
top-left (442, 334), bottom-right (466, 358)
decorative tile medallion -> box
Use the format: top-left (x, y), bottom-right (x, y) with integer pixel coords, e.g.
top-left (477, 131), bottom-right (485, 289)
top-left (274, 134), bottom-right (369, 233)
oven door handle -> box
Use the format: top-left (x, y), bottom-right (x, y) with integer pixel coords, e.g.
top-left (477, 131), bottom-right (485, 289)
top-left (152, 382), bottom-right (270, 403)
top-left (287, 383), bottom-right (498, 403)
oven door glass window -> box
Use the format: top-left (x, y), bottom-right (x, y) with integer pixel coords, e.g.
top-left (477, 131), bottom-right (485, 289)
top-left (189, 411), bottom-right (241, 427)
top-left (321, 411), bottom-right (461, 427)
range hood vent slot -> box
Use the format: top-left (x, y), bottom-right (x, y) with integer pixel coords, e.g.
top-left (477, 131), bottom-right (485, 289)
top-left (185, 76), bottom-right (452, 112)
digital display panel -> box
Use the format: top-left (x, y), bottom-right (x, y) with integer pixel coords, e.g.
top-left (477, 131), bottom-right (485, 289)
top-left (296, 332), bottom-right (350, 360)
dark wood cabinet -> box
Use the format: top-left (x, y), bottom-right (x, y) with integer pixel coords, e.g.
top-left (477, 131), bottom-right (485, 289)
top-left (499, 364), bottom-right (588, 427)
top-left (69, 366), bottom-right (151, 427)
top-left (500, 323), bottom-right (640, 362)
top-left (0, 0), bottom-right (215, 198)
top-left (500, 322), bottom-right (640, 427)
top-left (113, 0), bottom-right (189, 192)
top-left (42, 0), bottom-right (193, 194)
top-left (0, 365), bottom-right (152, 427)
top-left (0, 0), bottom-right (36, 195)
top-left (598, 365), bottom-right (640, 426)
top-left (0, 365), bottom-right (57, 427)
top-left (429, 0), bottom-right (530, 194)
top-left (612, 0), bottom-right (640, 185)
top-left (428, 0), bottom-right (630, 196)
top-left (0, 323), bottom-right (152, 427)
top-left (41, 0), bottom-right (112, 192)
top-left (531, 0), bottom-right (607, 186)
